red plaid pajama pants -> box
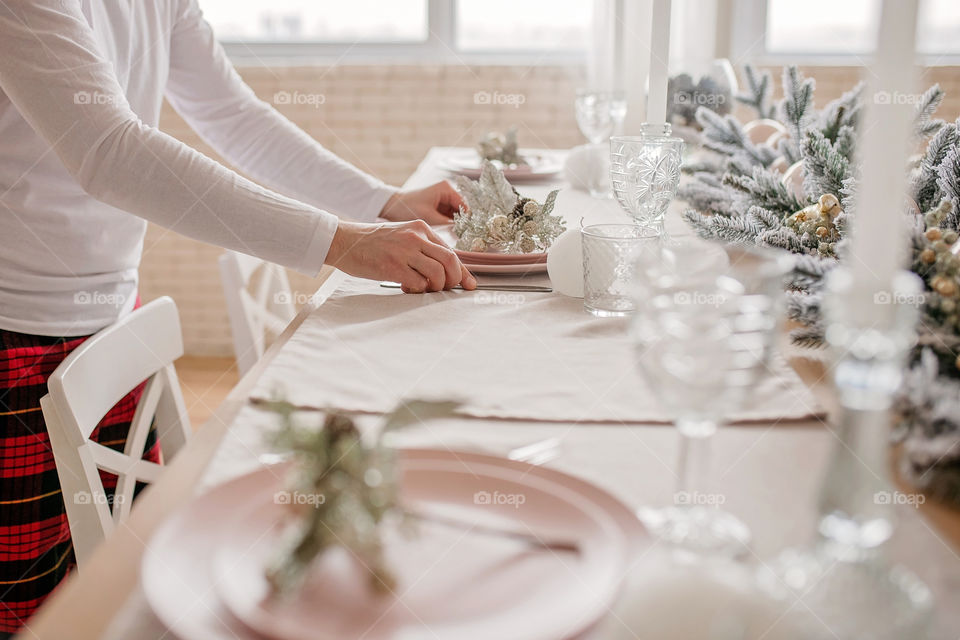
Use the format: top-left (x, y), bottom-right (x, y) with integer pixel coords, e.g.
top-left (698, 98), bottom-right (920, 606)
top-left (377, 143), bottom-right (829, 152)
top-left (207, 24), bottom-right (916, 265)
top-left (0, 327), bottom-right (160, 636)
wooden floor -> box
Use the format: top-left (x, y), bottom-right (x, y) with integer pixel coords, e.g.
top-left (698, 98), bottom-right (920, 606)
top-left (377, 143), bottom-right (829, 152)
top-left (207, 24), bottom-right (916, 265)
top-left (174, 355), bottom-right (239, 430)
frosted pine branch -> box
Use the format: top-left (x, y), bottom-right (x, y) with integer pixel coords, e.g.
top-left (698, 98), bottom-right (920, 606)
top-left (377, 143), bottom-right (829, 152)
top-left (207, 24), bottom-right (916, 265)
top-left (912, 122), bottom-right (957, 213)
top-left (800, 129), bottom-right (852, 200)
top-left (937, 146), bottom-right (960, 230)
top-left (736, 64), bottom-right (775, 119)
top-left (913, 84), bottom-right (945, 139)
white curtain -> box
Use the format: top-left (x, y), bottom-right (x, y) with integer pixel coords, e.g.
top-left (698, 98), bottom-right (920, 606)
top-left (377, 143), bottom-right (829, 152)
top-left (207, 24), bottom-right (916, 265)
top-left (589, 0), bottom-right (732, 131)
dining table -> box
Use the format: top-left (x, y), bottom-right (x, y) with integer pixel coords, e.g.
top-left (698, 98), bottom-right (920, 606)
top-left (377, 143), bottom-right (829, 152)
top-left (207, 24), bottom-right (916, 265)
top-left (19, 147), bottom-right (960, 640)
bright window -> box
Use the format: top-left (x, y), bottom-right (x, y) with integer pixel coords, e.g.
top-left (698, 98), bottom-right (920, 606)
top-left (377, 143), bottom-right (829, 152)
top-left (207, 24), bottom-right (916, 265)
top-left (455, 0), bottom-right (592, 51)
top-left (197, 0), bottom-right (592, 62)
top-left (764, 0), bottom-right (960, 56)
top-left (199, 0), bottom-right (428, 43)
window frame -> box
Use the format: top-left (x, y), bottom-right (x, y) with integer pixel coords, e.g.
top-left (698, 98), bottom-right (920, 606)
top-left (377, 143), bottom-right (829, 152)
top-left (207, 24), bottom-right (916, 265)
top-left (728, 0), bottom-right (960, 66)
top-left (216, 0), bottom-right (589, 66)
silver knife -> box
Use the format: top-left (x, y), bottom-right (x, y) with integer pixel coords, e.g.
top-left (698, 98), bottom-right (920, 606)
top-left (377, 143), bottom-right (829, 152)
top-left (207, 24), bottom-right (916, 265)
top-left (379, 282), bottom-right (552, 293)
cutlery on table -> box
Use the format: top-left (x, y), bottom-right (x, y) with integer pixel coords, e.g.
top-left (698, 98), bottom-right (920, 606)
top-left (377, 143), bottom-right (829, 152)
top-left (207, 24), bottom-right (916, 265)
top-left (508, 437), bottom-right (561, 466)
top-left (379, 281), bottom-right (552, 293)
top-left (405, 506), bottom-right (579, 553)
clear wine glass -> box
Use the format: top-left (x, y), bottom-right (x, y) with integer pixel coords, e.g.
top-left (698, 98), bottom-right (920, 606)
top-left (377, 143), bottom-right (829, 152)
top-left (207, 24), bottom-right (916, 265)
top-left (610, 135), bottom-right (684, 235)
top-left (630, 239), bottom-right (793, 556)
top-left (575, 89), bottom-right (627, 198)
top-left (575, 89), bottom-right (627, 144)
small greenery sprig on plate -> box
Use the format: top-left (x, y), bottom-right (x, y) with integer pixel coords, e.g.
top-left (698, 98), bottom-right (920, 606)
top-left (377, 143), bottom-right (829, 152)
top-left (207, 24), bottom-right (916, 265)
top-left (262, 399), bottom-right (458, 596)
top-left (453, 161), bottom-right (565, 254)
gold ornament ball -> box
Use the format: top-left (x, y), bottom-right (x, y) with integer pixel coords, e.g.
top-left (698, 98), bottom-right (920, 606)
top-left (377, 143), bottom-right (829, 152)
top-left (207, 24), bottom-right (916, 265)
top-left (926, 228), bottom-right (943, 242)
top-left (932, 275), bottom-right (958, 298)
top-left (921, 248), bottom-right (937, 264)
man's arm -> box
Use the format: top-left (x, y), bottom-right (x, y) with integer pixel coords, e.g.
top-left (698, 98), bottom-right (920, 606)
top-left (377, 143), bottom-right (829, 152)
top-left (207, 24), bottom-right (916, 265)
top-left (0, 0), bottom-right (472, 292)
top-left (0, 0), bottom-right (336, 275)
top-left (164, 0), bottom-right (396, 222)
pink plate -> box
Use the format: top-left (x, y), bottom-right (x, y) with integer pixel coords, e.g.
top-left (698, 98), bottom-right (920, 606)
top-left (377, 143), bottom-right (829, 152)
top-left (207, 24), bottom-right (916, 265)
top-left (455, 251), bottom-right (548, 265)
top-left (462, 261), bottom-right (549, 275)
top-left (435, 225), bottom-right (548, 265)
top-left (440, 151), bottom-right (563, 181)
top-left (141, 449), bottom-right (645, 640)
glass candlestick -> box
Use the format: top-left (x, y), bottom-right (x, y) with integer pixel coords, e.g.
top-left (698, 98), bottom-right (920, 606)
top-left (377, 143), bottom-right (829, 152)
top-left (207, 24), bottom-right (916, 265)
top-left (767, 268), bottom-right (933, 639)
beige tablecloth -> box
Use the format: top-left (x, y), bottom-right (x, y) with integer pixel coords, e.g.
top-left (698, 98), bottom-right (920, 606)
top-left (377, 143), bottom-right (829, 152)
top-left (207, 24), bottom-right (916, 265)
top-left (248, 275), bottom-right (822, 424)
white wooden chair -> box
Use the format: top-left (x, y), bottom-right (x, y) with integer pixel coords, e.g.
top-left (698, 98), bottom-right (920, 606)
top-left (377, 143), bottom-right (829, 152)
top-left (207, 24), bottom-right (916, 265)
top-left (218, 251), bottom-right (296, 376)
top-left (40, 297), bottom-right (191, 568)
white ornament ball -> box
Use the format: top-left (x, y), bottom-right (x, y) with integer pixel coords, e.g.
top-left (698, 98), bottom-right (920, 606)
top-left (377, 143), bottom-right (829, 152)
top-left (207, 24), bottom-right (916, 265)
top-left (547, 227), bottom-right (584, 297)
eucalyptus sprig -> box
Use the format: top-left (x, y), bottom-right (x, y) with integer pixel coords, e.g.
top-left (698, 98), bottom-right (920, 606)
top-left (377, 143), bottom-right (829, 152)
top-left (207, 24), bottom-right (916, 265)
top-left (262, 399), bottom-right (459, 596)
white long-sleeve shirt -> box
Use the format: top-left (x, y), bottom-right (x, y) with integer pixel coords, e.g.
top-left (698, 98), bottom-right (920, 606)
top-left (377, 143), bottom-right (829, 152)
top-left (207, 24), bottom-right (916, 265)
top-left (0, 0), bottom-right (396, 336)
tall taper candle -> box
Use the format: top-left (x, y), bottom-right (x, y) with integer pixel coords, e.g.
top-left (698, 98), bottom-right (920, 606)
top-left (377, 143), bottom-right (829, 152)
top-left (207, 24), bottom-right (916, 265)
top-left (849, 0), bottom-right (918, 287)
top-left (645, 0), bottom-right (671, 124)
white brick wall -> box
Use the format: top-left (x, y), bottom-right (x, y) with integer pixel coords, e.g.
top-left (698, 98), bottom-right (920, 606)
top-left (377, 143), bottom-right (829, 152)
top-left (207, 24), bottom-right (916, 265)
top-left (142, 63), bottom-right (960, 356)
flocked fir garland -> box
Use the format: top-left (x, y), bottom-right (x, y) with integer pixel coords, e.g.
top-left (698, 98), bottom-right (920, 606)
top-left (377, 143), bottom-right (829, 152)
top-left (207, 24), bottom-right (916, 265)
top-left (680, 64), bottom-right (960, 504)
top-left (453, 160), bottom-right (565, 253)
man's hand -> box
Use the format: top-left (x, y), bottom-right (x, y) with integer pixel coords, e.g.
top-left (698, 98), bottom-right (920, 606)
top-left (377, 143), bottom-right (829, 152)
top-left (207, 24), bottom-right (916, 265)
top-left (326, 219), bottom-right (477, 293)
top-left (380, 181), bottom-right (465, 224)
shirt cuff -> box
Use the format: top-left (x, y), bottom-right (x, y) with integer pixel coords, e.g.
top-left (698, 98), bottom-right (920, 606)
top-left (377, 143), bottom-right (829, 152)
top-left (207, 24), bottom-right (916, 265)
top-left (297, 211), bottom-right (340, 276)
top-left (353, 182), bottom-right (399, 223)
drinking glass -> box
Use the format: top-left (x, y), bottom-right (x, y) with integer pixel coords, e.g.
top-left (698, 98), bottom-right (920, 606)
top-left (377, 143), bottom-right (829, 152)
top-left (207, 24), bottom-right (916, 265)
top-left (582, 224), bottom-right (657, 317)
top-left (575, 89), bottom-right (627, 144)
top-left (611, 135), bottom-right (684, 235)
top-left (630, 239), bottom-right (793, 555)
top-left (575, 90), bottom-right (627, 198)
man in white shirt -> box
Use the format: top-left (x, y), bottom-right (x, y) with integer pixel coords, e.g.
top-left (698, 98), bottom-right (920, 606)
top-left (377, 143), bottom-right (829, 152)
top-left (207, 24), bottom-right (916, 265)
top-left (0, 0), bottom-right (475, 632)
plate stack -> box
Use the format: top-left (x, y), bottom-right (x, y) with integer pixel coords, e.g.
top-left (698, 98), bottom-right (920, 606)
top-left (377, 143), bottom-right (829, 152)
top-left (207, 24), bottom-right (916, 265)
top-left (437, 225), bottom-right (549, 276)
top-left (140, 449), bottom-right (644, 640)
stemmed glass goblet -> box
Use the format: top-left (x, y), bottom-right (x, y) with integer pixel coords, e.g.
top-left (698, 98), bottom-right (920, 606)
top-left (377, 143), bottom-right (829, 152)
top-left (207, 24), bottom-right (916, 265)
top-left (574, 89), bottom-right (627, 198)
top-left (630, 239), bottom-right (793, 556)
top-left (610, 135), bottom-right (684, 236)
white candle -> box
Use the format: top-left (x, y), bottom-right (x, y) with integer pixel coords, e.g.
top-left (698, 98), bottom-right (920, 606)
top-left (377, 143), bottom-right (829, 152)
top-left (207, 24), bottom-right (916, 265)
top-left (849, 0), bottom-right (918, 287)
top-left (645, 0), bottom-right (672, 124)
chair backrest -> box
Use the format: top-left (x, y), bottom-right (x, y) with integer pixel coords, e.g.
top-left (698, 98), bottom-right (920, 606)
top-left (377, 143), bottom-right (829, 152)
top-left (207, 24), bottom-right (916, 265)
top-left (218, 251), bottom-right (296, 377)
top-left (40, 297), bottom-right (191, 567)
